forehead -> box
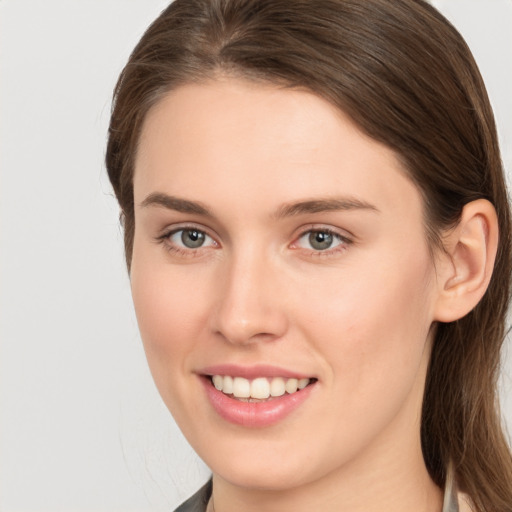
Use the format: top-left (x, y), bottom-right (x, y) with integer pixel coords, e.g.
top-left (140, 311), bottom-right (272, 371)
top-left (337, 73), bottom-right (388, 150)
top-left (134, 79), bottom-right (422, 223)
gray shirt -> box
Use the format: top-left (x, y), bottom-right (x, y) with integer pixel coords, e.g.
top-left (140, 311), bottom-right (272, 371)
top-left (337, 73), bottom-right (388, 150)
top-left (174, 481), bottom-right (212, 512)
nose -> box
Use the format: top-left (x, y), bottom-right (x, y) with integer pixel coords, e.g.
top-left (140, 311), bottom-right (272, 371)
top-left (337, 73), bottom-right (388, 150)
top-left (209, 250), bottom-right (288, 346)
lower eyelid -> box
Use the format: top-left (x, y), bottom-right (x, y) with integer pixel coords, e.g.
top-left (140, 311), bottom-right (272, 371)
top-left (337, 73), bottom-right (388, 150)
top-left (156, 226), bottom-right (351, 255)
top-left (158, 227), bottom-right (219, 254)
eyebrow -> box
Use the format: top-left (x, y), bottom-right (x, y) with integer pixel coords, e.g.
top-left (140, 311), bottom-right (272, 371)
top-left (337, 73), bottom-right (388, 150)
top-left (140, 193), bottom-right (212, 217)
top-left (140, 192), bottom-right (379, 219)
top-left (274, 197), bottom-right (379, 219)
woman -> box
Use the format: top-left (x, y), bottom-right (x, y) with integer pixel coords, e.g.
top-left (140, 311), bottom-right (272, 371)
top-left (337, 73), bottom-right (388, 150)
top-left (106, 0), bottom-right (512, 511)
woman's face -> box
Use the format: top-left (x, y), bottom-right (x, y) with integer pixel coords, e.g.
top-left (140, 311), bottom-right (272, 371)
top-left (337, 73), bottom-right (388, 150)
top-left (131, 79), bottom-right (441, 491)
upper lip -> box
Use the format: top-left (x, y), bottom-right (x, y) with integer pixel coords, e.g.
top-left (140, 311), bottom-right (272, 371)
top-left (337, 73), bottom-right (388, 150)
top-left (197, 364), bottom-right (314, 380)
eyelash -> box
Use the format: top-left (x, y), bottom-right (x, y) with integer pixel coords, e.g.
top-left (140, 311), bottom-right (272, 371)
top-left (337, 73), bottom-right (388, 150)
top-left (156, 225), bottom-right (218, 258)
top-left (292, 226), bottom-right (353, 257)
top-left (156, 225), bottom-right (353, 258)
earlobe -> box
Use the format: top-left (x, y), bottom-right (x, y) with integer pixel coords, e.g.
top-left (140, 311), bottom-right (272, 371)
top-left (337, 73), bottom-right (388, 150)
top-left (433, 199), bottom-right (498, 323)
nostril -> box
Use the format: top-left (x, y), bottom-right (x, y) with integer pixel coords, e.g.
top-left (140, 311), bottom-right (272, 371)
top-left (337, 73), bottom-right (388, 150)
top-left (212, 317), bottom-right (286, 346)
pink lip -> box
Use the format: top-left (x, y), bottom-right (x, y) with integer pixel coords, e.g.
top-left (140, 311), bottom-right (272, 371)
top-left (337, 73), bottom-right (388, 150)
top-left (200, 374), bottom-right (316, 428)
top-left (198, 364), bottom-right (312, 380)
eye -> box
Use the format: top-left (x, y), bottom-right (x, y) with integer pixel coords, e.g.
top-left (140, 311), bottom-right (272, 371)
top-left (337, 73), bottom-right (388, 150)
top-left (295, 229), bottom-right (349, 252)
top-left (167, 228), bottom-right (216, 250)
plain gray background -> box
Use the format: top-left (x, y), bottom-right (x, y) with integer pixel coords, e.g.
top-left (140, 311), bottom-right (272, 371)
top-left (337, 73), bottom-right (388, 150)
top-left (1, 1), bottom-right (511, 511)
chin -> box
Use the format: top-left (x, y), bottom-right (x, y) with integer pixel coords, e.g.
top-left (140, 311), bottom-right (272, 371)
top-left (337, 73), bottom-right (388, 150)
top-left (215, 461), bottom-right (311, 491)
top-left (197, 435), bottom-right (328, 492)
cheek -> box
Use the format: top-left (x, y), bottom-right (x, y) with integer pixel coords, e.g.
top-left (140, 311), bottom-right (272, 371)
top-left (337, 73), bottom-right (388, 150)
top-left (130, 250), bottom-right (211, 382)
top-left (129, 258), bottom-right (219, 432)
top-left (298, 245), bottom-right (435, 404)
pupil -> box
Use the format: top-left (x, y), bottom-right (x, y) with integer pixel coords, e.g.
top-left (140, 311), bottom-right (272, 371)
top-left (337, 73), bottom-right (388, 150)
top-left (309, 231), bottom-right (333, 250)
top-left (182, 229), bottom-right (205, 248)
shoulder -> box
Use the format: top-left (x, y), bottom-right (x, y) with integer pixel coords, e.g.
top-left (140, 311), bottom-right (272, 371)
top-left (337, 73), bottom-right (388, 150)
top-left (173, 480), bottom-right (212, 512)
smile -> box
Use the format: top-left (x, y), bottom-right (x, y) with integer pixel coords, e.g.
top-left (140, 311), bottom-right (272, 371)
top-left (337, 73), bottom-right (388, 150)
top-left (201, 369), bottom-right (317, 427)
top-left (211, 375), bottom-right (312, 401)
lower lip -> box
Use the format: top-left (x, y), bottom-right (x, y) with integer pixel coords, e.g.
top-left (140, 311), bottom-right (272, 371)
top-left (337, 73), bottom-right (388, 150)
top-left (201, 377), bottom-right (315, 427)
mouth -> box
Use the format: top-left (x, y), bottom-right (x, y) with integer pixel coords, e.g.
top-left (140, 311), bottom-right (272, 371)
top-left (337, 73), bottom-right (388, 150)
top-left (199, 368), bottom-right (317, 427)
top-left (210, 375), bottom-right (315, 402)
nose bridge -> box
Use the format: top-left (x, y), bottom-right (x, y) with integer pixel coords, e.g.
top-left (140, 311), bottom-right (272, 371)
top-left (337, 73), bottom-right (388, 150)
top-left (212, 245), bottom-right (286, 345)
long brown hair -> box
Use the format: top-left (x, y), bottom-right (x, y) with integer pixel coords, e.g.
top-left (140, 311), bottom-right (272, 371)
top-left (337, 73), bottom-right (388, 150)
top-left (106, 1), bottom-right (512, 510)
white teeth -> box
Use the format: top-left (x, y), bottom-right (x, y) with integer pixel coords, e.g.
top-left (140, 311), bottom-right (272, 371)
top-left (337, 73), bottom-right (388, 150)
top-left (212, 375), bottom-right (223, 391)
top-left (251, 378), bottom-right (270, 399)
top-left (298, 378), bottom-right (309, 390)
top-left (270, 377), bottom-right (286, 397)
top-left (233, 377), bottom-right (251, 398)
top-left (285, 378), bottom-right (298, 394)
top-left (212, 375), bottom-right (311, 399)
top-left (223, 375), bottom-right (234, 394)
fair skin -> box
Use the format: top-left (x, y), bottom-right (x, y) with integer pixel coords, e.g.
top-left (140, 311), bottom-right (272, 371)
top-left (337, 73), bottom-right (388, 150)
top-left (130, 79), bottom-right (497, 512)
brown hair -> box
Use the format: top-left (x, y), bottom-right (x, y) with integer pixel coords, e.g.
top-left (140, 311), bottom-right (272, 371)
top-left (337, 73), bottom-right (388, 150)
top-left (106, 0), bottom-right (512, 510)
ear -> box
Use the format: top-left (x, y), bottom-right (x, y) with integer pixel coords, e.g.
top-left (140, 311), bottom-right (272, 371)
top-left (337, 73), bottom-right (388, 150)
top-left (433, 199), bottom-right (499, 323)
